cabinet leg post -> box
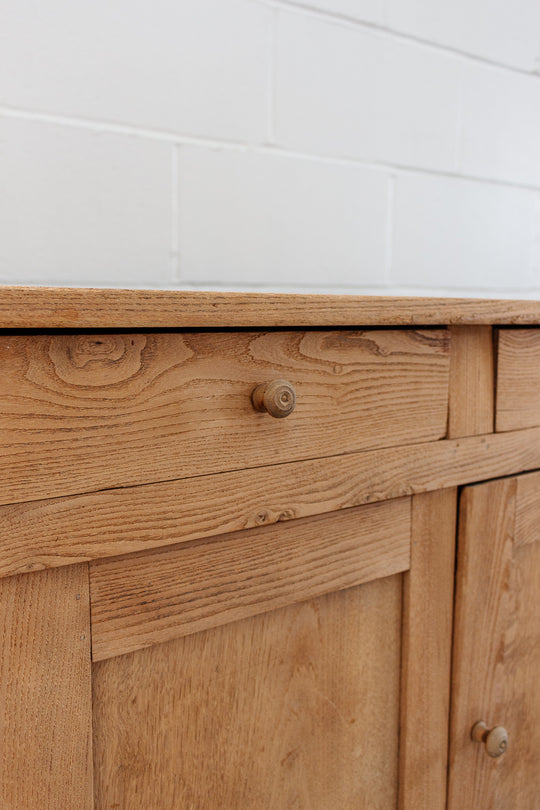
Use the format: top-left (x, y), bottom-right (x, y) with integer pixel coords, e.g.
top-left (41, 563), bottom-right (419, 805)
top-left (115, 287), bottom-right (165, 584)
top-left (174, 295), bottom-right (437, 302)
top-left (0, 564), bottom-right (94, 810)
top-left (399, 487), bottom-right (457, 810)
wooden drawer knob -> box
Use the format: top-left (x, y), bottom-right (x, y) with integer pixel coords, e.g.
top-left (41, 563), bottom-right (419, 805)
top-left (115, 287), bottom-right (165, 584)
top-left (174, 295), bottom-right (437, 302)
top-left (251, 380), bottom-right (296, 418)
top-left (471, 721), bottom-right (509, 758)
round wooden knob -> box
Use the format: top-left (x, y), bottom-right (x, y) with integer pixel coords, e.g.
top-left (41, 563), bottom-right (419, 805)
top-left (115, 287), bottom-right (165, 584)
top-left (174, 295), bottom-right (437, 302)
top-left (471, 721), bottom-right (509, 758)
top-left (251, 380), bottom-right (296, 418)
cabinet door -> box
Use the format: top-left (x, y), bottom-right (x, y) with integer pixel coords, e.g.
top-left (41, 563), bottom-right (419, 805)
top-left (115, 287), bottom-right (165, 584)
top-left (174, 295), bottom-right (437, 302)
top-left (89, 489), bottom-right (458, 809)
top-left (90, 499), bottom-right (411, 810)
top-left (448, 472), bottom-right (540, 808)
top-left (89, 489), bottom-right (457, 809)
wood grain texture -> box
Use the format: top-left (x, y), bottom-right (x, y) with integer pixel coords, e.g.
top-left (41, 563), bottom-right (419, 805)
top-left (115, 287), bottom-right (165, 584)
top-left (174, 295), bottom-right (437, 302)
top-left (448, 326), bottom-right (494, 438)
top-left (4, 427), bottom-right (540, 578)
top-left (498, 527), bottom-right (540, 807)
top-left (448, 473), bottom-right (540, 809)
top-left (0, 564), bottom-right (93, 810)
top-left (1, 286), bottom-right (540, 327)
top-left (0, 329), bottom-right (449, 506)
top-left (90, 497), bottom-right (411, 660)
top-left (496, 328), bottom-right (540, 431)
top-left (447, 478), bottom-right (516, 809)
top-left (399, 488), bottom-right (457, 810)
top-left (92, 578), bottom-right (402, 809)
top-left (515, 470), bottom-right (540, 546)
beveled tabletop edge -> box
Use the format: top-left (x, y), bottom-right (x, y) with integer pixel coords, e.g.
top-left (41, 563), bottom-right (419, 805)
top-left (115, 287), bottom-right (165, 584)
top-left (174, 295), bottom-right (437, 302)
top-left (1, 285), bottom-right (540, 328)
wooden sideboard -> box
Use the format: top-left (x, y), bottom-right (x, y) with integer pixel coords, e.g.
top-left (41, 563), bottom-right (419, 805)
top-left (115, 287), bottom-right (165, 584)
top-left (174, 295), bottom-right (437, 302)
top-left (0, 287), bottom-right (539, 810)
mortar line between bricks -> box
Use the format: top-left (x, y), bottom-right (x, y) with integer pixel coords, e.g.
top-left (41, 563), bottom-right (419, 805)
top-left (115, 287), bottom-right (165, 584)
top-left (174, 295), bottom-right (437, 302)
top-left (0, 106), bottom-right (250, 150)
top-left (255, 0), bottom-right (540, 80)
top-left (2, 105), bottom-right (540, 195)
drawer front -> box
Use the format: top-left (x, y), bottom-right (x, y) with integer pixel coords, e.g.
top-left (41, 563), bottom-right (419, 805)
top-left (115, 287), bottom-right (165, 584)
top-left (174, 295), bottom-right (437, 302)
top-left (0, 329), bottom-right (450, 505)
top-left (496, 329), bottom-right (540, 431)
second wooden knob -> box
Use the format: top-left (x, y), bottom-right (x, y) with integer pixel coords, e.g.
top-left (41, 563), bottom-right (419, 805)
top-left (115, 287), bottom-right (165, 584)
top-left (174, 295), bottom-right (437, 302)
top-left (471, 721), bottom-right (509, 758)
top-left (252, 380), bottom-right (296, 418)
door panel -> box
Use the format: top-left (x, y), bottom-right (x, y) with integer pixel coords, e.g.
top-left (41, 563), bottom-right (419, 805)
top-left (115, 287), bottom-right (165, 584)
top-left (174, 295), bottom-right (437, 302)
top-left (92, 576), bottom-right (402, 810)
top-left (448, 471), bottom-right (540, 809)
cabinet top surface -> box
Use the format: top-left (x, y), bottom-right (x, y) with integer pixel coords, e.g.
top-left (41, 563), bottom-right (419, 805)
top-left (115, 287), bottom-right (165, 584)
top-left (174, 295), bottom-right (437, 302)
top-left (2, 285), bottom-right (540, 329)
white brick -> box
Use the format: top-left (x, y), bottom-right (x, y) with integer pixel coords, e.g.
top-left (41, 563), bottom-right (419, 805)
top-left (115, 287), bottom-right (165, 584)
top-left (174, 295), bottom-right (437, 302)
top-left (279, 0), bottom-right (384, 24)
top-left (386, 0), bottom-right (540, 71)
top-left (391, 173), bottom-right (536, 289)
top-left (178, 146), bottom-right (388, 285)
top-left (459, 65), bottom-right (540, 187)
top-left (533, 195), bottom-right (540, 281)
top-left (275, 12), bottom-right (461, 171)
top-left (0, 118), bottom-right (172, 285)
top-left (0, 0), bottom-right (269, 142)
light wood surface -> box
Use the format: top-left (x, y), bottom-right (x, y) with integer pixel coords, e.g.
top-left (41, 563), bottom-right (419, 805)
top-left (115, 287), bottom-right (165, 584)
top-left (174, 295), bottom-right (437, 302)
top-left (496, 328), bottom-right (540, 431)
top-left (4, 427), bottom-right (540, 578)
top-left (448, 478), bottom-right (515, 808)
top-left (1, 289), bottom-right (539, 808)
top-left (0, 329), bottom-right (449, 506)
top-left (90, 497), bottom-right (411, 660)
top-left (499, 535), bottom-right (540, 807)
top-left (515, 470), bottom-right (540, 546)
top-left (448, 326), bottom-right (494, 437)
top-left (399, 488), bottom-right (457, 810)
top-left (448, 473), bottom-right (540, 808)
top-left (92, 578), bottom-right (402, 809)
top-left (0, 564), bottom-right (93, 810)
top-left (1, 286), bottom-right (540, 327)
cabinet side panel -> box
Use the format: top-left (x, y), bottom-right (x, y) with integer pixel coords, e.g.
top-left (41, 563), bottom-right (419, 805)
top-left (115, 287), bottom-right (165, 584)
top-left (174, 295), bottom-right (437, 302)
top-left (0, 564), bottom-right (93, 810)
top-left (92, 577), bottom-right (402, 810)
top-left (399, 487), bottom-right (457, 810)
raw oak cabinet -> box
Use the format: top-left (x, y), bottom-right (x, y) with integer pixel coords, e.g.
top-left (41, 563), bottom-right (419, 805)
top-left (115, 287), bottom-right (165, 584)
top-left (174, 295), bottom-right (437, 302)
top-left (0, 288), bottom-right (539, 810)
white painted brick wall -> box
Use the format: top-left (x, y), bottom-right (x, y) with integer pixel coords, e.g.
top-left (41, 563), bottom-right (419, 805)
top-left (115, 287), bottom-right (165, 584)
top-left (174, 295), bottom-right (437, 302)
top-left (391, 173), bottom-right (537, 291)
top-left (1, 0), bottom-right (540, 298)
top-left (386, 0), bottom-right (540, 72)
top-left (275, 11), bottom-right (463, 172)
top-left (0, 0), bottom-right (270, 142)
top-left (0, 118), bottom-right (172, 284)
top-left (178, 146), bottom-right (388, 285)
top-left (281, 0), bottom-right (384, 25)
top-left (459, 66), bottom-right (540, 187)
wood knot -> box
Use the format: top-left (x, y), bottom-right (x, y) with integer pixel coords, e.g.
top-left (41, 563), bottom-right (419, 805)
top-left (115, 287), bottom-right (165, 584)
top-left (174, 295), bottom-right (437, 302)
top-left (255, 511), bottom-right (270, 526)
top-left (48, 334), bottom-right (147, 387)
